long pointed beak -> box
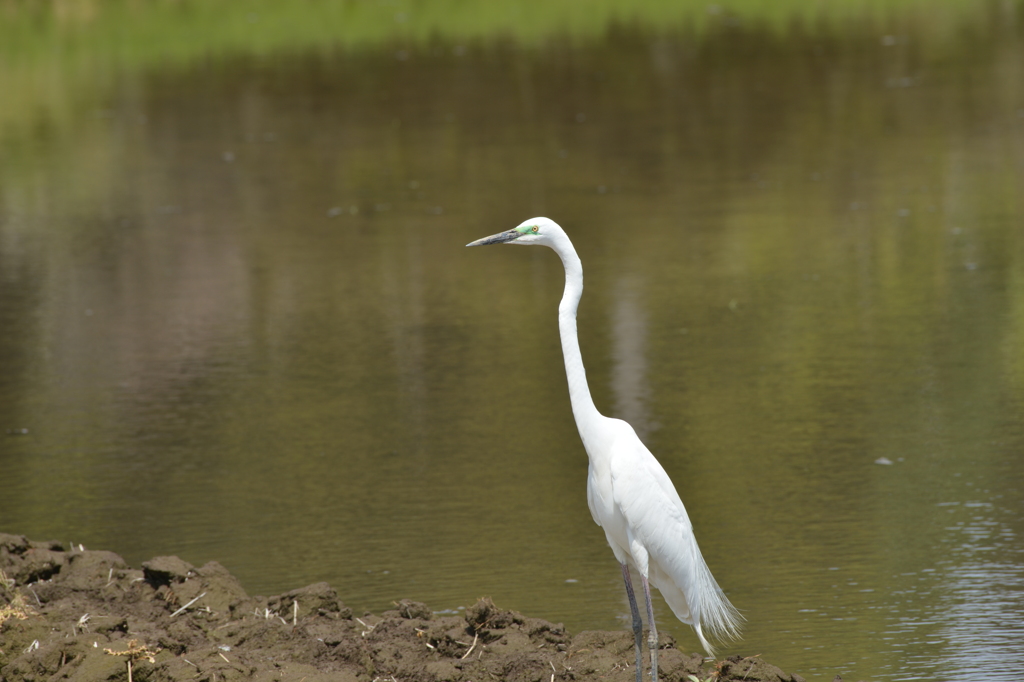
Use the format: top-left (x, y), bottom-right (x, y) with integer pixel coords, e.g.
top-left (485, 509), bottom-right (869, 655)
top-left (466, 229), bottom-right (521, 247)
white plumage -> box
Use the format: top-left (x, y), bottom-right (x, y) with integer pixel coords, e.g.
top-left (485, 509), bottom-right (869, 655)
top-left (468, 217), bottom-right (741, 679)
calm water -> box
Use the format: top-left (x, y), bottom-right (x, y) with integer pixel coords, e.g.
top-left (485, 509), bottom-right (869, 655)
top-left (2, 7), bottom-right (1024, 681)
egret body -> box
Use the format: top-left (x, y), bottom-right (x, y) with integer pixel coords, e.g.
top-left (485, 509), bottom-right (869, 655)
top-left (467, 218), bottom-right (741, 679)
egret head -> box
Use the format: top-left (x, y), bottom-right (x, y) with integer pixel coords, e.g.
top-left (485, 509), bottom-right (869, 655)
top-left (466, 217), bottom-right (564, 248)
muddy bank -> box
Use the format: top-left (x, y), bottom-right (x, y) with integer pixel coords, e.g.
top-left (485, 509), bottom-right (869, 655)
top-left (1, 534), bottom-right (810, 682)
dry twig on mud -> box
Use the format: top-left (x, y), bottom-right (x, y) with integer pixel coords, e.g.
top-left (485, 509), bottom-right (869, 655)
top-left (169, 591), bottom-right (206, 618)
top-left (0, 587), bottom-right (34, 626)
top-left (460, 632), bottom-right (479, 659)
top-left (0, 603), bottom-right (32, 626)
top-left (355, 617), bottom-right (377, 637)
top-left (104, 639), bottom-right (159, 682)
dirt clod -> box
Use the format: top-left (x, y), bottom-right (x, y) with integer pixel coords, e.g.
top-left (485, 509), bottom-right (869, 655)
top-left (396, 599), bottom-right (432, 620)
top-left (142, 556), bottom-right (196, 585)
top-left (716, 655), bottom-right (807, 682)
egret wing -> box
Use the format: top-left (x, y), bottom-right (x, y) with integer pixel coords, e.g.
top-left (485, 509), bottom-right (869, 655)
top-left (607, 427), bottom-right (741, 647)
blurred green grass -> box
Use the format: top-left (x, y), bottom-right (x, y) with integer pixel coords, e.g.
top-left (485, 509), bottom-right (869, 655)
top-left (0, 0), bottom-right (1011, 179)
top-left (0, 0), bottom-right (999, 67)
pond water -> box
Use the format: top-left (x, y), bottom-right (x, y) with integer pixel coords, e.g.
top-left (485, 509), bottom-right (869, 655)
top-left (2, 4), bottom-right (1024, 681)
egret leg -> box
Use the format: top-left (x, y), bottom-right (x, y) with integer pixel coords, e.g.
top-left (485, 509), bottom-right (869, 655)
top-left (640, 573), bottom-right (658, 682)
top-left (620, 563), bottom-right (643, 682)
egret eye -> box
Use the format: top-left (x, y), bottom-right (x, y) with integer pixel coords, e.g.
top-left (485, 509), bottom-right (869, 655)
top-left (532, 226), bottom-right (539, 233)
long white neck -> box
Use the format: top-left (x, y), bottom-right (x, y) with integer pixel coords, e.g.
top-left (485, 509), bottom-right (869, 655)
top-left (553, 239), bottom-right (604, 440)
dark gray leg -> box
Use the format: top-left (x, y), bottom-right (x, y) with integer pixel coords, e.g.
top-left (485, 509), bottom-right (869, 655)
top-left (640, 573), bottom-right (658, 682)
top-left (621, 563), bottom-right (643, 682)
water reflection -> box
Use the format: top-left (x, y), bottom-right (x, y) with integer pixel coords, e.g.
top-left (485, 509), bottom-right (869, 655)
top-left (610, 276), bottom-right (653, 440)
top-left (2, 8), bottom-right (1024, 682)
top-left (930, 501), bottom-right (1024, 680)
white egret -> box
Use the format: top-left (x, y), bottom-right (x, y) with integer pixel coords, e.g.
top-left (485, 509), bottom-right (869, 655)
top-left (467, 218), bottom-right (741, 679)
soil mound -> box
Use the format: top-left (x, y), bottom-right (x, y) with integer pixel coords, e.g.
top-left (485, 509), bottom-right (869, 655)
top-left (0, 534), bottom-right (806, 682)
